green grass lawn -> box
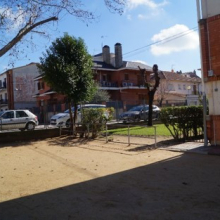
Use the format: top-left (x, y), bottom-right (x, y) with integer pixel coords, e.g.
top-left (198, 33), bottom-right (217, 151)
top-left (108, 124), bottom-right (172, 136)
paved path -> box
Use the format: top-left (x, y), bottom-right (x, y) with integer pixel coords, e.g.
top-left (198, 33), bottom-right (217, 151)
top-left (159, 142), bottom-right (220, 156)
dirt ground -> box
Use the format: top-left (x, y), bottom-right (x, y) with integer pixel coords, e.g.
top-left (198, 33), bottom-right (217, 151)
top-left (0, 135), bottom-right (220, 220)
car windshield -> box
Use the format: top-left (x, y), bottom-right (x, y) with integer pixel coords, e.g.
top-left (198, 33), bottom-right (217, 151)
top-left (128, 106), bottom-right (149, 112)
top-left (64, 105), bottom-right (106, 113)
top-left (0, 111), bottom-right (5, 117)
top-left (64, 107), bottom-right (75, 113)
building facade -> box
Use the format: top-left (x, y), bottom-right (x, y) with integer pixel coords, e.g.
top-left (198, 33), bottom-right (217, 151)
top-left (0, 72), bottom-right (8, 111)
top-left (153, 71), bottom-right (202, 106)
top-left (198, 0), bottom-right (220, 145)
top-left (92, 43), bottom-right (152, 109)
top-left (2, 63), bottom-right (39, 111)
top-left (33, 43), bottom-right (203, 122)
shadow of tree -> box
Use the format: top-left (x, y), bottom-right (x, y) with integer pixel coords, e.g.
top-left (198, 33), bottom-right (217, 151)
top-left (1, 152), bottom-right (220, 219)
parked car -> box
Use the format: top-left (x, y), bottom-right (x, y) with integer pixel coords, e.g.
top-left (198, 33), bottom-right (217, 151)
top-left (50, 104), bottom-right (107, 127)
top-left (119, 105), bottom-right (161, 122)
top-left (0, 110), bottom-right (38, 131)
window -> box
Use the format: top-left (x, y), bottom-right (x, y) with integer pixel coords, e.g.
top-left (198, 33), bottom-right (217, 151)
top-left (3, 78), bottom-right (6, 88)
top-left (102, 74), bottom-right (107, 82)
top-left (0, 80), bottom-right (2, 88)
top-left (168, 84), bottom-right (174, 91)
top-left (183, 85), bottom-right (186, 90)
top-left (37, 81), bottom-right (45, 90)
top-left (4, 93), bottom-right (7, 100)
top-left (124, 73), bottom-right (129, 80)
top-left (178, 84), bottom-right (181, 90)
top-left (2, 111), bottom-right (14, 119)
top-left (16, 111), bottom-right (28, 118)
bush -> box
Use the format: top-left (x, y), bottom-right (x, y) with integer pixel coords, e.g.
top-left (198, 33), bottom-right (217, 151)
top-left (80, 107), bottom-right (114, 138)
top-left (160, 106), bottom-right (204, 141)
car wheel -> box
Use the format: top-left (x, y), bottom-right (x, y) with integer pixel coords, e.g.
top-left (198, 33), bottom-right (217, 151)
top-left (66, 120), bottom-right (71, 128)
top-left (26, 122), bottom-right (35, 131)
top-left (155, 112), bottom-right (160, 119)
top-left (134, 116), bottom-right (140, 122)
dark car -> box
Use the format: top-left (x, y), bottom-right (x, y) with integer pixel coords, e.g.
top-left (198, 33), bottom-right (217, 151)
top-left (119, 105), bottom-right (160, 122)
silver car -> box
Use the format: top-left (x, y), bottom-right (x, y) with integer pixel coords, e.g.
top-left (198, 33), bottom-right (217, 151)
top-left (0, 110), bottom-right (38, 131)
top-left (50, 104), bottom-right (107, 127)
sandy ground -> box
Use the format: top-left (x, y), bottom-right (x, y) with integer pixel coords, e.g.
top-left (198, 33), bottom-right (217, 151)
top-left (0, 135), bottom-right (220, 220)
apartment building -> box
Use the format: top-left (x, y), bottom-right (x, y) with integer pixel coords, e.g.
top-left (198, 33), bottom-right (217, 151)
top-left (0, 63), bottom-right (39, 112)
top-left (0, 72), bottom-right (8, 111)
top-left (152, 71), bottom-right (202, 106)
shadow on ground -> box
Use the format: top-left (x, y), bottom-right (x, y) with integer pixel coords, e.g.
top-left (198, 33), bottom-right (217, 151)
top-left (0, 152), bottom-right (220, 220)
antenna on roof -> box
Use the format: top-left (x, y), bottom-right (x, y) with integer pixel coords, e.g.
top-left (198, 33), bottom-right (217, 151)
top-left (101, 36), bottom-right (108, 48)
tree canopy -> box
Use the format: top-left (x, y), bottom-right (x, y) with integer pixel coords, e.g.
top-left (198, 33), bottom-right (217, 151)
top-left (38, 33), bottom-right (96, 104)
top-left (90, 87), bottom-right (110, 103)
top-left (0, 0), bottom-right (125, 59)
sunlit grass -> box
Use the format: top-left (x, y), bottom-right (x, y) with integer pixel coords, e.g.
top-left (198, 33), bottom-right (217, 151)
top-left (108, 124), bottom-right (172, 136)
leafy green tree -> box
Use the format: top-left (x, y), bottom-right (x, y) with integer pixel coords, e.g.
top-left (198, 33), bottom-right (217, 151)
top-left (38, 33), bottom-right (96, 132)
top-left (90, 87), bottom-right (110, 103)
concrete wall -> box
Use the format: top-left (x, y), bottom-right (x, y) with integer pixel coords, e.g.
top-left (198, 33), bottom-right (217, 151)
top-left (0, 128), bottom-right (60, 144)
top-left (206, 81), bottom-right (220, 115)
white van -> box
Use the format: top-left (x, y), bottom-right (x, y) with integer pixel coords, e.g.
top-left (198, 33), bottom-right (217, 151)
top-left (50, 104), bottom-right (106, 127)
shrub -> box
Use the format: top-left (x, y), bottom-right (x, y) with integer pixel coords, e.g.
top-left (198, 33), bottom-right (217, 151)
top-left (160, 106), bottom-right (203, 141)
top-left (80, 107), bottom-right (114, 138)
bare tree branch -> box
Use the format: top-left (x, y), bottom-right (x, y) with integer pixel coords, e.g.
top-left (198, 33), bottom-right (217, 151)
top-left (0, 16), bottom-right (58, 57)
top-left (0, 0), bottom-right (125, 60)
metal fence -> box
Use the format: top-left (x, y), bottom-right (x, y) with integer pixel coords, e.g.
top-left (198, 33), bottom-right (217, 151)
top-left (58, 122), bottom-right (158, 147)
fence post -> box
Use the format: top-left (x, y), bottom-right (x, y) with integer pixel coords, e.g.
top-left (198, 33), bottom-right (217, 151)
top-left (154, 126), bottom-right (157, 148)
top-left (87, 124), bottom-right (90, 138)
top-left (106, 123), bottom-right (108, 143)
top-left (128, 125), bottom-right (130, 146)
top-left (59, 126), bottom-right (62, 136)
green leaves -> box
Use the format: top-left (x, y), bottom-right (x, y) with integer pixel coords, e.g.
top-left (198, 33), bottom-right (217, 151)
top-left (160, 106), bottom-right (204, 141)
top-left (38, 33), bottom-right (96, 104)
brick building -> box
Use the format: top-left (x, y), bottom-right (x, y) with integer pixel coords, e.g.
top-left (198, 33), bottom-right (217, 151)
top-left (34, 43), bottom-right (152, 116)
top-left (198, 0), bottom-right (220, 145)
top-left (92, 43), bottom-right (152, 108)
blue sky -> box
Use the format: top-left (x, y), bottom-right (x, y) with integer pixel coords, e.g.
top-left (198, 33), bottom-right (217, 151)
top-left (0, 0), bottom-right (201, 76)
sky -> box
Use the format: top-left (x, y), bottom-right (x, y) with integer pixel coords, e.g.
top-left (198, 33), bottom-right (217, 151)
top-left (0, 0), bottom-right (201, 76)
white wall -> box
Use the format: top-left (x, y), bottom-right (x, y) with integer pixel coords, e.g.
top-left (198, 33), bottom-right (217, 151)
top-left (166, 80), bottom-right (201, 95)
top-left (13, 63), bottom-right (39, 109)
top-left (201, 0), bottom-right (220, 18)
top-left (206, 81), bottom-right (220, 115)
top-left (0, 72), bottom-right (8, 111)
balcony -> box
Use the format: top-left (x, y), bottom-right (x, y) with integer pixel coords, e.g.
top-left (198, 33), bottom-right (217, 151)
top-left (121, 81), bottom-right (136, 87)
top-left (0, 82), bottom-right (7, 90)
top-left (100, 80), bottom-right (145, 88)
top-left (100, 81), bottom-right (118, 87)
top-left (0, 99), bottom-right (8, 105)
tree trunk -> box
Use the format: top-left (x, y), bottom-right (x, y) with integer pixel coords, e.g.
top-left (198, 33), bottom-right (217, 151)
top-left (73, 103), bottom-right (78, 136)
top-left (148, 91), bottom-right (155, 126)
top-left (68, 102), bottom-right (74, 134)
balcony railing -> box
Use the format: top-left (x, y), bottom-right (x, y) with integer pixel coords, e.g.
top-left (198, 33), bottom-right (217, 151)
top-left (0, 82), bottom-right (7, 89)
top-left (0, 99), bottom-right (8, 104)
top-left (100, 81), bottom-right (118, 87)
top-left (100, 80), bottom-right (142, 88)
